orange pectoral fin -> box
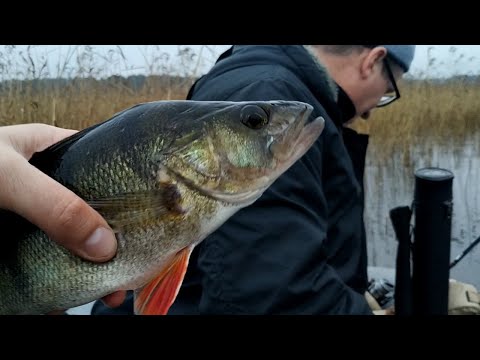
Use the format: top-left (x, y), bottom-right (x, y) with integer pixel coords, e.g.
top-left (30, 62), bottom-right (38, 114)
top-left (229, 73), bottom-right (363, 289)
top-left (134, 246), bottom-right (194, 315)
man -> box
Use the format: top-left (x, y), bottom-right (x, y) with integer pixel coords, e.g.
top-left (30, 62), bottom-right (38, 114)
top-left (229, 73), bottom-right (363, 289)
top-left (92, 45), bottom-right (415, 315)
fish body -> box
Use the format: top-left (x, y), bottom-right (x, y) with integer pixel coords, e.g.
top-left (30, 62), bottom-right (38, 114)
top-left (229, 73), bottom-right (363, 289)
top-left (0, 100), bottom-right (324, 315)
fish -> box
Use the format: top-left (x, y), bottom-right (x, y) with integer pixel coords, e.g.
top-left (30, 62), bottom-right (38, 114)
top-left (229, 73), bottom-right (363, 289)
top-left (0, 100), bottom-right (324, 315)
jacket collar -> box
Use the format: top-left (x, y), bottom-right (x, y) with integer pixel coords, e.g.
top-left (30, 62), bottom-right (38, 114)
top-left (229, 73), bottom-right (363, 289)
top-left (300, 46), bottom-right (356, 125)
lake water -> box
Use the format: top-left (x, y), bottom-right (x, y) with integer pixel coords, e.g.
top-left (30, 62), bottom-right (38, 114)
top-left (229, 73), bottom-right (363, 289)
top-left (365, 134), bottom-right (480, 289)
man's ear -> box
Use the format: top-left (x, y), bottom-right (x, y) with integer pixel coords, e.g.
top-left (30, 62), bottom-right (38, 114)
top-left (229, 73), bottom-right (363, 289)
top-left (360, 47), bottom-right (388, 79)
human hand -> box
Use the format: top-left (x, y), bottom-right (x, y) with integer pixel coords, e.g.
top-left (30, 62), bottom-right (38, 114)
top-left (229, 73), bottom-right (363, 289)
top-left (366, 278), bottom-right (395, 315)
top-left (448, 279), bottom-right (480, 315)
top-left (0, 123), bottom-right (126, 310)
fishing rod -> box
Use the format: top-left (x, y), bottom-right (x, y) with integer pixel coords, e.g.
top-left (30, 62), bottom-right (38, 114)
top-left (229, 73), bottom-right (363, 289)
top-left (450, 235), bottom-right (480, 269)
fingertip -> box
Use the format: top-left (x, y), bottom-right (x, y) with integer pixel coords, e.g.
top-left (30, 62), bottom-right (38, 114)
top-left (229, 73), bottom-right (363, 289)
top-left (102, 291), bottom-right (127, 308)
top-left (78, 227), bottom-right (118, 262)
top-left (43, 194), bottom-right (118, 262)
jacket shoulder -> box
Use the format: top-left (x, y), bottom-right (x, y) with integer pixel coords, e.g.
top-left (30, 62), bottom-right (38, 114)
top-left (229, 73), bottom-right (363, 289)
top-left (192, 63), bottom-right (308, 101)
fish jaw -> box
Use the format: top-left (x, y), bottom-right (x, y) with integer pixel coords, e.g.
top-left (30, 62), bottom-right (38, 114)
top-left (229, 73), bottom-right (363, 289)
top-left (271, 115), bottom-right (325, 176)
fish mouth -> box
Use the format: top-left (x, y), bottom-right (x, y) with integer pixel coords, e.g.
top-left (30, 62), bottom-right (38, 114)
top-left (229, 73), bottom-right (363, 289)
top-left (280, 115), bottom-right (324, 165)
top-left (270, 109), bottom-right (325, 175)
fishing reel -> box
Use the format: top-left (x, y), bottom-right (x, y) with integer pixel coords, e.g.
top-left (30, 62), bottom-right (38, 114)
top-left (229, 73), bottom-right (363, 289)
top-left (367, 278), bottom-right (395, 309)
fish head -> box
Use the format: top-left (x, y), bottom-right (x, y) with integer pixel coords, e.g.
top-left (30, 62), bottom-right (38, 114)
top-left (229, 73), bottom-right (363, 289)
top-left (162, 100), bottom-right (325, 205)
top-left (131, 100), bottom-right (325, 315)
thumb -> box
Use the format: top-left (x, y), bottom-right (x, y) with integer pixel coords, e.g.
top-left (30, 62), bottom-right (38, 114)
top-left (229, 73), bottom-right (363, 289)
top-left (1, 150), bottom-right (117, 262)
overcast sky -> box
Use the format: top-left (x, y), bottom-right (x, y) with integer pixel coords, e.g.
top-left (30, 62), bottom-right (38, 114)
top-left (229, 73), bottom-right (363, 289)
top-left (0, 45), bottom-right (478, 79)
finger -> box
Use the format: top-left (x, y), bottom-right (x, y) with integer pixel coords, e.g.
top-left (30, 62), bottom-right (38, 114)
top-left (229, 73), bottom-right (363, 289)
top-left (0, 123), bottom-right (78, 159)
top-left (0, 150), bottom-right (117, 262)
top-left (101, 291), bottom-right (127, 308)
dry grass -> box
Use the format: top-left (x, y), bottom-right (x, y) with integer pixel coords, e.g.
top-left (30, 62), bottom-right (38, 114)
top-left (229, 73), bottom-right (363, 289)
top-left (349, 78), bottom-right (480, 163)
top-left (0, 45), bottom-right (202, 129)
top-left (0, 76), bottom-right (192, 130)
top-left (1, 77), bottom-right (479, 166)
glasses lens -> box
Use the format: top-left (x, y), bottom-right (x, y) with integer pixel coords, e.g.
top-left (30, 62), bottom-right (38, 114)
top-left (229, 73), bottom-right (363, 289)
top-left (377, 93), bottom-right (396, 107)
top-left (376, 59), bottom-right (400, 108)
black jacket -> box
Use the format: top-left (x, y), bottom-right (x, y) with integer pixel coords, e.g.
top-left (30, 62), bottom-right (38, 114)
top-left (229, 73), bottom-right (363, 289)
top-left (168, 45), bottom-right (372, 314)
top-left (92, 45), bottom-right (372, 315)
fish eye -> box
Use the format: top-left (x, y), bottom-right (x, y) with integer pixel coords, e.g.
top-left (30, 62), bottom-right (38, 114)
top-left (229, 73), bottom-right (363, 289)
top-left (240, 105), bottom-right (269, 130)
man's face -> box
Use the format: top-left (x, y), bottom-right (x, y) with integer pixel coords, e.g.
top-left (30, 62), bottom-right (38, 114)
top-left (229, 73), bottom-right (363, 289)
top-left (357, 58), bottom-right (405, 120)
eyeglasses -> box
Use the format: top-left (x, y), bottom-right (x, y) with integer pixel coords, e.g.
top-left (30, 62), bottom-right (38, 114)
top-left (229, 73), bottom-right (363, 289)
top-left (376, 59), bottom-right (401, 108)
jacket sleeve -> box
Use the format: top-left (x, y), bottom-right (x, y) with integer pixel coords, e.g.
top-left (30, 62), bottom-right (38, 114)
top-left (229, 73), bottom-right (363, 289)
top-left (192, 78), bottom-right (373, 314)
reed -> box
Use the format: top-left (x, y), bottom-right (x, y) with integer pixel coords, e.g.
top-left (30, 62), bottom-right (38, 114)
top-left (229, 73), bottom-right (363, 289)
top-left (349, 78), bottom-right (480, 164)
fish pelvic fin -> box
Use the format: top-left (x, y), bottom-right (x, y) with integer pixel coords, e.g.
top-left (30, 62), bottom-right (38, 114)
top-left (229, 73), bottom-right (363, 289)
top-left (133, 245), bottom-right (193, 315)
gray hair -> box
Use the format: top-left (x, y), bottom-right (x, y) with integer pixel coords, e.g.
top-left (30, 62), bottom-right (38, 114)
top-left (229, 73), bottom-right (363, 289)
top-left (308, 45), bottom-right (366, 56)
